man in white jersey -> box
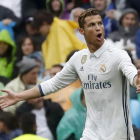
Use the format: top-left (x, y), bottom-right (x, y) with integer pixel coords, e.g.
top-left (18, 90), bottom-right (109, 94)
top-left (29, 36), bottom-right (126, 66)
top-left (0, 8), bottom-right (140, 140)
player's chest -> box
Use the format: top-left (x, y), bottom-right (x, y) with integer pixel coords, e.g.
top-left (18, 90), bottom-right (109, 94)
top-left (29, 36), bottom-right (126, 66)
top-left (75, 53), bottom-right (116, 83)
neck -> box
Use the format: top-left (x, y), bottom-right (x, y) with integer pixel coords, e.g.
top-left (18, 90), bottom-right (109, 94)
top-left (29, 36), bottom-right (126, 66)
top-left (87, 40), bottom-right (104, 53)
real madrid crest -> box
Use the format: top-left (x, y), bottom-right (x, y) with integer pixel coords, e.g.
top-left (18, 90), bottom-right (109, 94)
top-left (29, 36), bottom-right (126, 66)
top-left (100, 64), bottom-right (106, 73)
top-left (81, 55), bottom-right (87, 64)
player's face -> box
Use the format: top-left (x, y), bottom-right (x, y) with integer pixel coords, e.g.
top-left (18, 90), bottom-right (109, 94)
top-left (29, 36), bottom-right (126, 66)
top-left (79, 15), bottom-right (105, 47)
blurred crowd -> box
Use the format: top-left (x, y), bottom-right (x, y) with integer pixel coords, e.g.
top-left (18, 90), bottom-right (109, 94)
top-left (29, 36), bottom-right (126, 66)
top-left (0, 0), bottom-right (140, 140)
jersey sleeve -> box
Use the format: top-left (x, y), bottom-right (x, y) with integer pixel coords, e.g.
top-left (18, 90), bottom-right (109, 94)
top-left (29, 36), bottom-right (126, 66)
top-left (116, 50), bottom-right (137, 86)
top-left (39, 52), bottom-right (79, 96)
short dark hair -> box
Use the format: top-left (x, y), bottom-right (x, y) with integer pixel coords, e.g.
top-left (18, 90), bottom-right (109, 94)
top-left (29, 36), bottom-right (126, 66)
top-left (66, 50), bottom-right (79, 62)
top-left (19, 113), bottom-right (36, 134)
top-left (32, 10), bottom-right (53, 29)
top-left (78, 8), bottom-right (100, 28)
top-left (0, 112), bottom-right (18, 130)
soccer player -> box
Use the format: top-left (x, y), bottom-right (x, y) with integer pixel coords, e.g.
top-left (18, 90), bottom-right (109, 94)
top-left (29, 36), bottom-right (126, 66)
top-left (0, 8), bottom-right (140, 140)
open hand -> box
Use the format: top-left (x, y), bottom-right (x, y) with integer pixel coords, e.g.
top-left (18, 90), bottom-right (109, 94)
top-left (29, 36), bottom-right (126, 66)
top-left (0, 89), bottom-right (18, 109)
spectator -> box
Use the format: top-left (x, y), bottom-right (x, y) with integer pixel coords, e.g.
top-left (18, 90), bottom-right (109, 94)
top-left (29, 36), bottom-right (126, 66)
top-left (57, 88), bottom-right (86, 140)
top-left (16, 97), bottom-right (64, 140)
top-left (107, 8), bottom-right (139, 60)
top-left (91, 0), bottom-right (118, 38)
top-left (15, 36), bottom-right (45, 79)
top-left (28, 52), bottom-right (45, 80)
top-left (0, 112), bottom-right (22, 140)
top-left (46, 0), bottom-right (65, 19)
top-left (136, 28), bottom-right (140, 59)
top-left (0, 30), bottom-right (16, 79)
top-left (108, 8), bottom-right (139, 46)
top-left (16, 36), bottom-right (42, 61)
top-left (32, 10), bottom-right (86, 69)
top-left (72, 0), bottom-right (91, 9)
top-left (69, 8), bottom-right (86, 44)
top-left (13, 113), bottom-right (49, 140)
top-left (2, 57), bottom-right (40, 114)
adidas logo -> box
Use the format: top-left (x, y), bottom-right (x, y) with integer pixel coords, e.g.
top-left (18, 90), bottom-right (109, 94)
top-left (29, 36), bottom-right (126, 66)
top-left (80, 66), bottom-right (84, 71)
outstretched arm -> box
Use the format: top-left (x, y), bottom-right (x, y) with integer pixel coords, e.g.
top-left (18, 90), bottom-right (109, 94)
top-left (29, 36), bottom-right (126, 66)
top-left (0, 52), bottom-right (79, 109)
top-left (0, 85), bottom-right (41, 109)
top-left (133, 69), bottom-right (140, 93)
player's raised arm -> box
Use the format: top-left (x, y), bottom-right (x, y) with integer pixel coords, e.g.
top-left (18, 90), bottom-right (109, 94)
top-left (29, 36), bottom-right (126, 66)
top-left (0, 85), bottom-right (41, 109)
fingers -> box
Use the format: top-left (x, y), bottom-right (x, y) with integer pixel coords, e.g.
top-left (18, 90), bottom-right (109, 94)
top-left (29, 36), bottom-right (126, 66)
top-left (138, 69), bottom-right (140, 79)
top-left (0, 95), bottom-right (7, 99)
top-left (0, 103), bottom-right (6, 108)
top-left (136, 85), bottom-right (140, 93)
top-left (0, 100), bottom-right (4, 104)
top-left (1, 89), bottom-right (10, 93)
top-left (0, 104), bottom-right (8, 109)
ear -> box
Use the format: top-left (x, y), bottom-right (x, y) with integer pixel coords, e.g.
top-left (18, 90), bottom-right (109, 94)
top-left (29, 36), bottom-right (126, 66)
top-left (79, 28), bottom-right (84, 35)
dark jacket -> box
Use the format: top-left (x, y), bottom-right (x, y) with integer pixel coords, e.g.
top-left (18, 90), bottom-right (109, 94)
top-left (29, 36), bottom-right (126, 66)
top-left (136, 29), bottom-right (140, 59)
top-left (16, 100), bottom-right (64, 140)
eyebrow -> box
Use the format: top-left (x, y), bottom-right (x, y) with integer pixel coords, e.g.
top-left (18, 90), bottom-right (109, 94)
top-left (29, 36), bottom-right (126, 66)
top-left (87, 20), bottom-right (103, 25)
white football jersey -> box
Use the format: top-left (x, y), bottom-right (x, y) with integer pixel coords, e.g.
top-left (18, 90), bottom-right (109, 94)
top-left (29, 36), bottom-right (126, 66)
top-left (39, 40), bottom-right (137, 140)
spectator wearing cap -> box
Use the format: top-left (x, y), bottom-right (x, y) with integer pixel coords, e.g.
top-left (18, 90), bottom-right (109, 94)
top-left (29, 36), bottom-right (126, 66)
top-left (107, 8), bottom-right (139, 45)
top-left (2, 57), bottom-right (40, 114)
top-left (107, 8), bottom-right (139, 59)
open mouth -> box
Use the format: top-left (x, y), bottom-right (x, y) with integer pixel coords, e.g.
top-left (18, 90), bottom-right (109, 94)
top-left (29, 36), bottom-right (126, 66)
top-left (97, 33), bottom-right (102, 41)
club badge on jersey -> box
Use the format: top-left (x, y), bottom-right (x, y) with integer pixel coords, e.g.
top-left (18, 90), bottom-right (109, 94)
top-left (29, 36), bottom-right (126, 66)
top-left (81, 55), bottom-right (87, 64)
top-left (100, 64), bottom-right (106, 73)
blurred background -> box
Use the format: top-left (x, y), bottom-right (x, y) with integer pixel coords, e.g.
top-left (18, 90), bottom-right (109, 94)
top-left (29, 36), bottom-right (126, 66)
top-left (0, 0), bottom-right (140, 140)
